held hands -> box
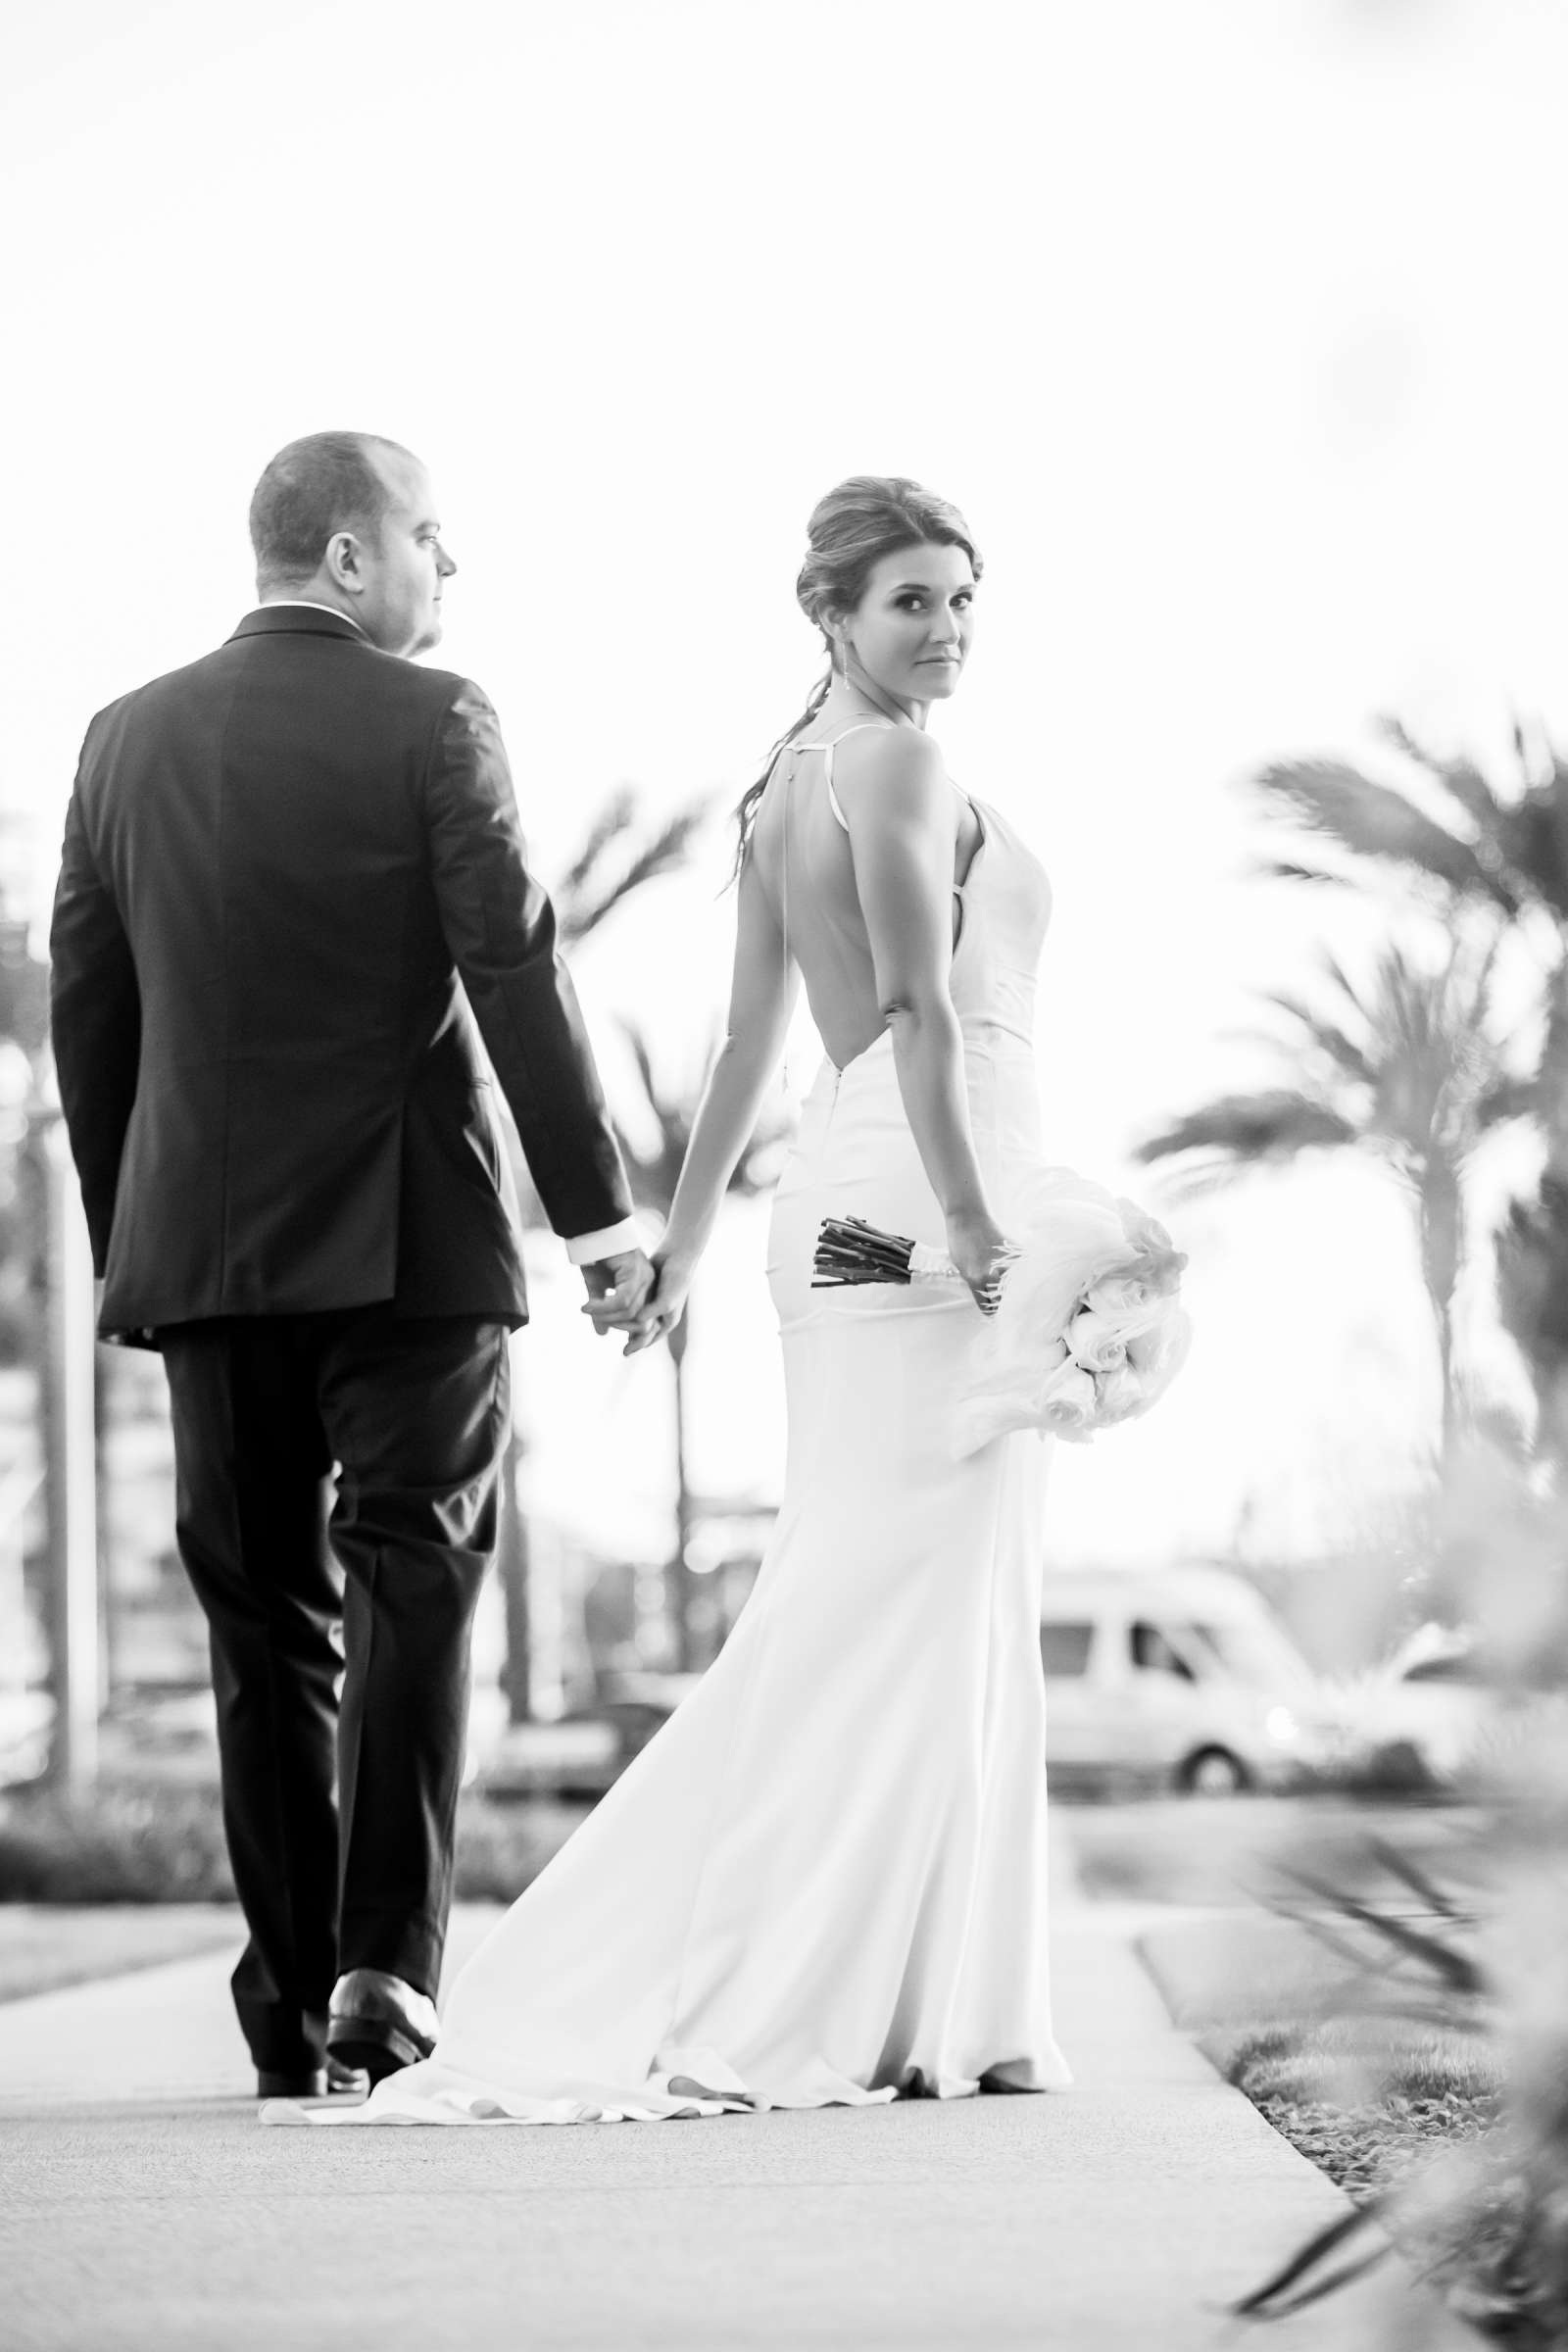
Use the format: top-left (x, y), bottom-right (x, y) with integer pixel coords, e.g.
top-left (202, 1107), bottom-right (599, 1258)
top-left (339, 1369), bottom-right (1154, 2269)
top-left (580, 1245), bottom-right (697, 1356)
top-left (945, 1204), bottom-right (1013, 1316)
top-left (580, 1248), bottom-right (656, 1352)
top-left (580, 1247), bottom-right (694, 1356)
top-left (624, 1249), bottom-right (694, 1356)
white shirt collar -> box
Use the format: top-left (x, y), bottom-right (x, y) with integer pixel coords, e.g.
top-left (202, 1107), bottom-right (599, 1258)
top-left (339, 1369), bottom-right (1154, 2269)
top-left (260, 599), bottom-right (367, 635)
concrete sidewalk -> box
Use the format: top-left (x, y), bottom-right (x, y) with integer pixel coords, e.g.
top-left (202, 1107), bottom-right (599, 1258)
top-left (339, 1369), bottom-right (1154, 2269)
top-left (0, 1839), bottom-right (1472, 2351)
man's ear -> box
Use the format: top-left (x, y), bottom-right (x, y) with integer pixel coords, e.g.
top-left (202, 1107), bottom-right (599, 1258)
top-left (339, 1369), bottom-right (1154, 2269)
top-left (324, 530), bottom-right (365, 591)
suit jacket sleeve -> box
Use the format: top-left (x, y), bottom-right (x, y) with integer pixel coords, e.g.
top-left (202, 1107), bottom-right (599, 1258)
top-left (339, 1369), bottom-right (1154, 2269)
top-left (424, 680), bottom-right (634, 1243)
top-left (49, 766), bottom-right (143, 1272)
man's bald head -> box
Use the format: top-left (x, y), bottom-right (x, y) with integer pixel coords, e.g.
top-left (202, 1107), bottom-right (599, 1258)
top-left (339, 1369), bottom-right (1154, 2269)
top-left (249, 431), bottom-right (416, 594)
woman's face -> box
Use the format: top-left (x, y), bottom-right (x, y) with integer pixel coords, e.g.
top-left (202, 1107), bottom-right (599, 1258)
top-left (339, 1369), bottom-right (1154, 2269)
top-left (839, 539), bottom-right (977, 704)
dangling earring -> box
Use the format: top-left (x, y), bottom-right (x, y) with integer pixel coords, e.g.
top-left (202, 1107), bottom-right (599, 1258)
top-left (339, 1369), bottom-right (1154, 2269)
top-left (840, 632), bottom-right (855, 687)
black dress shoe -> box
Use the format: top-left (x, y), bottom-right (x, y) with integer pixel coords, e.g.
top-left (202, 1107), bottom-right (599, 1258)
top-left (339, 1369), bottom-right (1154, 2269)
top-left (256, 2053), bottom-right (369, 2099)
top-left (327, 1969), bottom-right (439, 2084)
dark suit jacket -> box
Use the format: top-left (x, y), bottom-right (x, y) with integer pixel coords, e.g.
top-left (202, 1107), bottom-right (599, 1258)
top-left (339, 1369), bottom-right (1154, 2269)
top-left (50, 605), bottom-right (633, 1340)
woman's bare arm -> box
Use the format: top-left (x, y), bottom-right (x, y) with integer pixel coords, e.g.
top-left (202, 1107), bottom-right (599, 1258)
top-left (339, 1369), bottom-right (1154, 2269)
top-left (639, 849), bottom-right (799, 1312)
top-left (834, 729), bottom-right (1005, 1298)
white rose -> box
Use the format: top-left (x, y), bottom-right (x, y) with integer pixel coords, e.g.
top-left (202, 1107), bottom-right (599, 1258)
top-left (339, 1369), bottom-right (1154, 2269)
top-left (1124, 1305), bottom-right (1195, 1400)
top-left (1093, 1364), bottom-right (1146, 1425)
top-left (1064, 1307), bottom-right (1128, 1375)
top-left (1127, 1320), bottom-right (1180, 1375)
top-left (1024, 1336), bottom-right (1071, 1383)
top-left (1082, 1272), bottom-right (1152, 1319)
top-left (1111, 1199), bottom-right (1188, 1298)
top-left (1113, 1200), bottom-right (1173, 1255)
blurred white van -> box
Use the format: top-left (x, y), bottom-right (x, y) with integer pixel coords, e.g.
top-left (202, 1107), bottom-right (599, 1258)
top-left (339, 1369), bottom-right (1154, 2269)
top-left (1040, 1563), bottom-right (1328, 1793)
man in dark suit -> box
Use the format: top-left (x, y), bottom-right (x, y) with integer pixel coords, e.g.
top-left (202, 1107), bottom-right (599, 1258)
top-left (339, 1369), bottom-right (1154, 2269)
top-left (50, 431), bottom-right (654, 2096)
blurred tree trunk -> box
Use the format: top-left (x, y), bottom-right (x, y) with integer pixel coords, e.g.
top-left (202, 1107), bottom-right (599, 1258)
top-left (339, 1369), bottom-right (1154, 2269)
top-left (1419, 1162), bottom-right (1462, 1474)
top-left (1498, 971), bottom-right (1568, 1469)
top-left (500, 786), bottom-right (709, 1713)
top-left (666, 1311), bottom-right (697, 1672)
top-left (611, 1020), bottom-right (792, 1671)
top-left (94, 1340), bottom-right (116, 1702)
top-left (496, 1425), bottom-right (533, 1725)
top-left (27, 1105), bottom-right (99, 1790)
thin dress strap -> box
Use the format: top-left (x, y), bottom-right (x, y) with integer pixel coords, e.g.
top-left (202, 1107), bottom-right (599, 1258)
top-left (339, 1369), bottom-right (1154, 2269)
top-left (808, 722), bottom-right (973, 910)
top-left (778, 721), bottom-right (895, 957)
top-left (819, 720), bottom-right (898, 830)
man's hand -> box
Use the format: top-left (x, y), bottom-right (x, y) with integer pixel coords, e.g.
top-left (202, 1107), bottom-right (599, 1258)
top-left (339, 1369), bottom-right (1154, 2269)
top-left (620, 1250), bottom-right (694, 1356)
top-left (580, 1248), bottom-right (656, 1343)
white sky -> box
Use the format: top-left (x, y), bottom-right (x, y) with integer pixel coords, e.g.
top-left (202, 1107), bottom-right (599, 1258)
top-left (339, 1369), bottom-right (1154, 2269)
top-left (4, 0), bottom-right (1561, 1567)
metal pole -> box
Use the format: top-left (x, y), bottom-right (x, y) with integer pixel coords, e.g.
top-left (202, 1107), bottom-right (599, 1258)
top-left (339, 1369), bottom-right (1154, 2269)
top-left (37, 1106), bottom-right (98, 1790)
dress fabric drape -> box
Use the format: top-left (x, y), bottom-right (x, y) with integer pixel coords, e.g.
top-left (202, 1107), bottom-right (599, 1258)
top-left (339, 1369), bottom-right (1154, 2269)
top-left (263, 790), bottom-right (1070, 2127)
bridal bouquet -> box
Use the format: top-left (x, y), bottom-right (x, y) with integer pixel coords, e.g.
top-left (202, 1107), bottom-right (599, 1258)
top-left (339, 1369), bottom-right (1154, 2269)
top-left (813, 1166), bottom-right (1192, 1457)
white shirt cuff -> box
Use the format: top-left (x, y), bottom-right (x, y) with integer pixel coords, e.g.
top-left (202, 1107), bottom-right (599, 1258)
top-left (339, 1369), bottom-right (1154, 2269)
top-left (564, 1218), bottom-right (643, 1266)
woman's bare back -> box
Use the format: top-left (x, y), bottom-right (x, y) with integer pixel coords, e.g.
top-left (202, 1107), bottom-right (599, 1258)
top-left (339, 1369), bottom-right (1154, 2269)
top-left (749, 720), bottom-right (986, 1071)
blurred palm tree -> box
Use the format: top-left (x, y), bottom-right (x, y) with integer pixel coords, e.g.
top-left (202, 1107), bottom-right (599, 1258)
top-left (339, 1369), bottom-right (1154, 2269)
top-left (612, 1018), bottom-right (793, 1673)
top-left (1134, 931), bottom-right (1529, 1468)
top-left (1221, 728), bottom-right (1568, 2343)
top-left (495, 787), bottom-right (709, 1722)
top-left (552, 787), bottom-right (710, 950)
top-left (1250, 717), bottom-right (1568, 1456)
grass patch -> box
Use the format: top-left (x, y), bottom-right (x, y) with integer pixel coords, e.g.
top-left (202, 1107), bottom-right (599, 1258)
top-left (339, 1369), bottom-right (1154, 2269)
top-left (1141, 1880), bottom-right (1547, 2338)
top-left (1144, 1912), bottom-right (1503, 2207)
top-left (1207, 2016), bottom-right (1504, 2204)
top-left (1213, 2014), bottom-right (1560, 2342)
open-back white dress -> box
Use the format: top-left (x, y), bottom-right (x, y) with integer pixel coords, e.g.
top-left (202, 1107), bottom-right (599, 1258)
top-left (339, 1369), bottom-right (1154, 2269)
top-left (265, 724), bottom-right (1070, 2126)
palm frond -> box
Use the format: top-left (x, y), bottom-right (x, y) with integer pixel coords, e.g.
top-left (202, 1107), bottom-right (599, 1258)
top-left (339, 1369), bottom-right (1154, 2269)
top-left (612, 1016), bottom-right (788, 1214)
top-left (557, 786), bottom-right (638, 906)
top-left (1317, 943), bottom-right (1379, 1014)
top-left (1363, 1835), bottom-right (1469, 1925)
top-left (1252, 760), bottom-right (1516, 908)
top-left (1496, 778), bottom-right (1568, 923)
top-left (1150, 920), bottom-right (1518, 1231)
top-left (1374, 712), bottom-right (1508, 838)
top-left (1256, 988), bottom-right (1378, 1089)
top-left (558, 797), bottom-right (711, 946)
top-left (1230, 2203), bottom-right (1391, 2321)
top-left (1275, 1866), bottom-right (1489, 1998)
top-left (1134, 1091), bottom-right (1358, 1169)
top-left (1473, 1072), bottom-right (1537, 1131)
top-left (1251, 857), bottom-right (1351, 889)
top-left (1510, 709), bottom-right (1534, 779)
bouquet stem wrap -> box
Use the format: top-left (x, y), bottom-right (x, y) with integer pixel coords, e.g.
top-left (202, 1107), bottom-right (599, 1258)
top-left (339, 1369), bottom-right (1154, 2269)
top-left (812, 1175), bottom-right (1193, 1456)
top-left (813, 1218), bottom-right (967, 1288)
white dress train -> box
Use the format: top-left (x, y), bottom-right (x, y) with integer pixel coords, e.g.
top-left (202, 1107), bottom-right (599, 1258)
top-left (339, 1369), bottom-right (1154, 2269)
top-left (263, 756), bottom-right (1070, 2127)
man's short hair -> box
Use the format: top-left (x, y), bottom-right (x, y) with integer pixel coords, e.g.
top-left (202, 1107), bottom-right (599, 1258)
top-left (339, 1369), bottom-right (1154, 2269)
top-left (249, 431), bottom-right (414, 590)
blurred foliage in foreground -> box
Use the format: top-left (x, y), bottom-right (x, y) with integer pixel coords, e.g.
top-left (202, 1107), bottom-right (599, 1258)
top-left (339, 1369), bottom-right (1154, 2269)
top-left (1171, 716), bottom-right (1568, 2342)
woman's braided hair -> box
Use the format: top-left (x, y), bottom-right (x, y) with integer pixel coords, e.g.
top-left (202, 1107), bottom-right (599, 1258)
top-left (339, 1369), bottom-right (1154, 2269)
top-left (734, 475), bottom-right (981, 867)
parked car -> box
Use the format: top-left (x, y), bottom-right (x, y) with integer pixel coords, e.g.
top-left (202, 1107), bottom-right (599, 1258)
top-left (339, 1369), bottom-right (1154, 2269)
top-left (1039, 1563), bottom-right (1333, 1793)
top-left (1343, 1624), bottom-right (1568, 1787)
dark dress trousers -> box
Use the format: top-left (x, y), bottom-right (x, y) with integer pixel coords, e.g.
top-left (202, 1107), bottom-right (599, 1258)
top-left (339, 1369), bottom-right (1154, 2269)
top-left (50, 606), bottom-right (634, 2071)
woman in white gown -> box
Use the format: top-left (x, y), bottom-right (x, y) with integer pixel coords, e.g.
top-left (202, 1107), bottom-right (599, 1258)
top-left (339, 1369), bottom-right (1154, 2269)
top-left (265, 474), bottom-right (1070, 2126)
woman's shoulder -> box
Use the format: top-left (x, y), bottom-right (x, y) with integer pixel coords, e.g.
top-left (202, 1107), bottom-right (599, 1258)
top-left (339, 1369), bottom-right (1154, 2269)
top-left (829, 722), bottom-right (951, 814)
